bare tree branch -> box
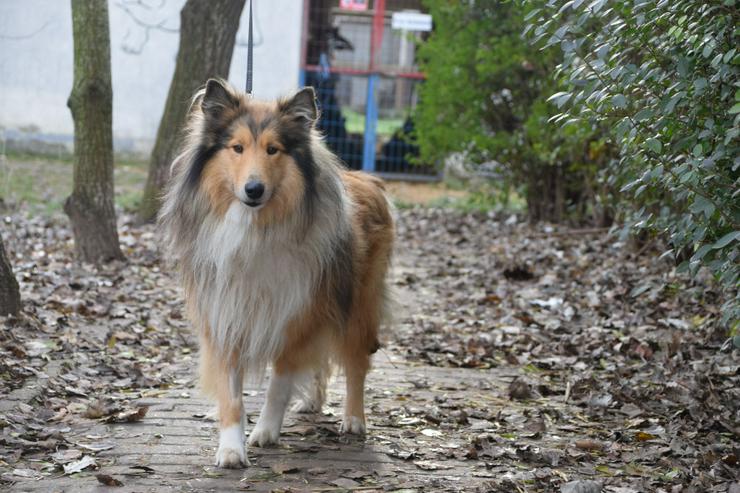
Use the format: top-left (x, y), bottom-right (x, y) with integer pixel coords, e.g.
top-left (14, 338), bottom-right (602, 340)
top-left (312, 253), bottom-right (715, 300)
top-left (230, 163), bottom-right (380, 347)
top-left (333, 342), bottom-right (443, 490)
top-left (119, 0), bottom-right (166, 10)
top-left (115, 0), bottom-right (262, 54)
top-left (0, 20), bottom-right (52, 40)
top-left (114, 0), bottom-right (177, 55)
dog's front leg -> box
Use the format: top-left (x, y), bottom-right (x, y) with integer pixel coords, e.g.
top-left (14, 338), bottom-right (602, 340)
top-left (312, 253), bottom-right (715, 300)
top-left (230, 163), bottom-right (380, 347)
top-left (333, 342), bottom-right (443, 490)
top-left (248, 370), bottom-right (295, 447)
top-left (214, 359), bottom-right (246, 468)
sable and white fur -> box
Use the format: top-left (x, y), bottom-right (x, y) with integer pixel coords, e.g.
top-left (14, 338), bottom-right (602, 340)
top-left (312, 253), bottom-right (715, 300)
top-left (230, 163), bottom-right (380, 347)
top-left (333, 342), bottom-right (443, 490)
top-left (159, 79), bottom-right (394, 468)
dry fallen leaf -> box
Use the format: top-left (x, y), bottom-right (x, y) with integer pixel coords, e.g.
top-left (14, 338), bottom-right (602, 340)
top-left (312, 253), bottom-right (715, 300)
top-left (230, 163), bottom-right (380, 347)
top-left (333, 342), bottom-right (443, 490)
top-left (341, 469), bottom-right (372, 479)
top-left (96, 474), bottom-right (123, 486)
top-left (560, 480), bottom-right (603, 493)
top-left (63, 455), bottom-right (96, 475)
top-left (330, 478), bottom-right (360, 489)
top-left (386, 448), bottom-right (415, 460)
top-left (414, 460), bottom-right (454, 471)
top-left (509, 377), bottom-right (533, 400)
top-left (101, 405), bottom-right (149, 423)
top-left (5, 468), bottom-right (43, 480)
top-left (271, 463), bottom-right (300, 475)
top-left (51, 449), bottom-right (83, 464)
top-left (574, 439), bottom-right (605, 451)
top-left (76, 441), bottom-right (116, 452)
top-left (635, 431), bottom-right (657, 442)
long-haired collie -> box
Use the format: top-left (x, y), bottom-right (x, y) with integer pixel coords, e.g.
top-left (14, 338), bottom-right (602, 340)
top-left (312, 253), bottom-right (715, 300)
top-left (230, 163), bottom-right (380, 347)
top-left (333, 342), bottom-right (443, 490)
top-left (159, 78), bottom-right (394, 468)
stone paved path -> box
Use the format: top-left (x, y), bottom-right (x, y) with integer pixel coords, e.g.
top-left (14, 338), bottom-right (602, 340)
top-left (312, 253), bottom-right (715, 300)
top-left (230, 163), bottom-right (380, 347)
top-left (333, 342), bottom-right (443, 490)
top-left (5, 254), bottom-right (520, 492)
top-left (9, 352), bottom-right (516, 492)
top-left (3, 206), bottom-right (737, 493)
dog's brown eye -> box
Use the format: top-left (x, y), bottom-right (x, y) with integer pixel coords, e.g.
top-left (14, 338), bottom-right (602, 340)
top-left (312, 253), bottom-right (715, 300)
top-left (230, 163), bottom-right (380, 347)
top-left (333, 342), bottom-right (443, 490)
top-left (266, 145), bottom-right (278, 155)
top-left (233, 144), bottom-right (244, 154)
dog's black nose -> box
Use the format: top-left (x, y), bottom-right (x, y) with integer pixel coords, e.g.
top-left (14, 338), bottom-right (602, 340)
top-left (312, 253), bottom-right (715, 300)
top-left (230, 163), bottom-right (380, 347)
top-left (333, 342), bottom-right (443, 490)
top-left (244, 181), bottom-right (265, 200)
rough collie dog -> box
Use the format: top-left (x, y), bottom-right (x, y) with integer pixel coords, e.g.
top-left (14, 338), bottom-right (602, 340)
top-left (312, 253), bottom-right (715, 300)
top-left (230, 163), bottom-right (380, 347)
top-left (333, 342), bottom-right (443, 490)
top-left (159, 78), bottom-right (394, 468)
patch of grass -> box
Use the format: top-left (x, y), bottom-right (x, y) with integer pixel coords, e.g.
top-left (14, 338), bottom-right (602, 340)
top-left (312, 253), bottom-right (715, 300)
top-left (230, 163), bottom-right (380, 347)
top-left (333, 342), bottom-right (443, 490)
top-left (385, 181), bottom-right (527, 215)
top-left (116, 191), bottom-right (143, 212)
top-left (341, 108), bottom-right (405, 137)
top-left (1, 157), bottom-right (71, 214)
top-left (428, 189), bottom-right (526, 214)
top-left (391, 199), bottom-right (415, 210)
top-left (3, 148), bottom-right (74, 164)
top-left (1, 155), bottom-right (148, 215)
top-left (114, 158), bottom-right (147, 212)
top-left (441, 176), bottom-right (468, 191)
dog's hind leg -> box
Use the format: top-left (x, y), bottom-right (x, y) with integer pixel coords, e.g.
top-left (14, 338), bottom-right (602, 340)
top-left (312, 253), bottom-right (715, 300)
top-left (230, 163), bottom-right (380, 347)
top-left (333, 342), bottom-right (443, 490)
top-left (292, 360), bottom-right (330, 414)
top-left (338, 255), bottom-right (390, 436)
top-left (248, 369), bottom-right (295, 447)
top-left (339, 317), bottom-right (378, 435)
top-left (340, 349), bottom-right (370, 435)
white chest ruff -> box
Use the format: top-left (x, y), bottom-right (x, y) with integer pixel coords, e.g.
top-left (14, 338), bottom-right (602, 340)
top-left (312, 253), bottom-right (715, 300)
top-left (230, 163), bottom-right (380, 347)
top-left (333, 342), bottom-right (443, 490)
top-left (191, 203), bottom-right (317, 368)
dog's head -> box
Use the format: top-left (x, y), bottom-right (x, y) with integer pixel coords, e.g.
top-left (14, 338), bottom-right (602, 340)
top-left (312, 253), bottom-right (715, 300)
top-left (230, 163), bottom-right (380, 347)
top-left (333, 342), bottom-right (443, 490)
top-left (187, 78), bottom-right (319, 221)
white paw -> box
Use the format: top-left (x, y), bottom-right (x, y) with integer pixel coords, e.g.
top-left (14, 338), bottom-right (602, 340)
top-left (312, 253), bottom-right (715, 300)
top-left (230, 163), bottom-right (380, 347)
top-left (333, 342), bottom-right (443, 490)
top-left (248, 421), bottom-right (280, 447)
top-left (215, 424), bottom-right (247, 468)
top-left (340, 415), bottom-right (366, 435)
top-left (215, 446), bottom-right (247, 468)
top-left (292, 398), bottom-right (321, 414)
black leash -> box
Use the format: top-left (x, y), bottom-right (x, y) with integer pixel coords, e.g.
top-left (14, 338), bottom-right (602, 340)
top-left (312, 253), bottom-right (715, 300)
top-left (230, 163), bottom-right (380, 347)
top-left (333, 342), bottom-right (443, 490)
top-left (245, 0), bottom-right (253, 95)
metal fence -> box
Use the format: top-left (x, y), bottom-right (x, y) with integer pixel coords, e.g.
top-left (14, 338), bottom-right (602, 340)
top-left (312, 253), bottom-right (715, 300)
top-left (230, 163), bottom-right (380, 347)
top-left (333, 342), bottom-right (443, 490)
top-left (300, 0), bottom-right (438, 180)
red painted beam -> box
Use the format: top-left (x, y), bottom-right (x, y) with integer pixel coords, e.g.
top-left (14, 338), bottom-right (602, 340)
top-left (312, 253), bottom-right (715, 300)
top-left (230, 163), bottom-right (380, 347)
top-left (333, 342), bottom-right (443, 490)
top-left (369, 0), bottom-right (386, 71)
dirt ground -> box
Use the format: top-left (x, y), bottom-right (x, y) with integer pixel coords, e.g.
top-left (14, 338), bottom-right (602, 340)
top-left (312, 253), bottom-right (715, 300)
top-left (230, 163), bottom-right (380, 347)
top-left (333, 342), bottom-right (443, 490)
top-left (0, 164), bottom-right (738, 492)
top-left (384, 181), bottom-right (468, 206)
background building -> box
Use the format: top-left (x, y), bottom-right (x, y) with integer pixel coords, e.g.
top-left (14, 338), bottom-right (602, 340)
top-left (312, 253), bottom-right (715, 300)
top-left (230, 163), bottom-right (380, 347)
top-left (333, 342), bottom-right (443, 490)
top-left (0, 0), bottom-right (432, 176)
top-left (0, 0), bottom-right (302, 154)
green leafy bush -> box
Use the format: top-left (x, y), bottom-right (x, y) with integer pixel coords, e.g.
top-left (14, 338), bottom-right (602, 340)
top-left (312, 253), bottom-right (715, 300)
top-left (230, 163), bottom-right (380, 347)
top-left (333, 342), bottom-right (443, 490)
top-left (525, 0), bottom-right (739, 326)
top-left (414, 0), bottom-right (616, 223)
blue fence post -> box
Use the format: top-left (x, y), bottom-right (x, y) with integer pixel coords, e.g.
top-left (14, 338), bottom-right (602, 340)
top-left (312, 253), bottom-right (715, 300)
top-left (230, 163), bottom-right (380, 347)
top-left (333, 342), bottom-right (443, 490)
top-left (362, 74), bottom-right (379, 172)
top-left (298, 69), bottom-right (306, 88)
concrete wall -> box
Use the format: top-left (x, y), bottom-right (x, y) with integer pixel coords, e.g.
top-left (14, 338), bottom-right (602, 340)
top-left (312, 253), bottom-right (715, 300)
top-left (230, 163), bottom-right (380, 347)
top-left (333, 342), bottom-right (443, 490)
top-left (0, 0), bottom-right (303, 153)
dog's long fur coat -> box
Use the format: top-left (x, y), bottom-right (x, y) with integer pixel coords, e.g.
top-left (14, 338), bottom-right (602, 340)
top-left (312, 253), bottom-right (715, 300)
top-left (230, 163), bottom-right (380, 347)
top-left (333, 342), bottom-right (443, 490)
top-left (159, 79), bottom-right (394, 468)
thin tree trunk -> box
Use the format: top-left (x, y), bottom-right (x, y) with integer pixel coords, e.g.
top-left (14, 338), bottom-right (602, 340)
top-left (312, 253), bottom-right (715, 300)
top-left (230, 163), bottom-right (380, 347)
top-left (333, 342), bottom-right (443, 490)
top-left (0, 234), bottom-right (20, 316)
top-left (138, 0), bottom-right (246, 223)
top-left (526, 164), bottom-right (566, 223)
top-left (65, 0), bottom-right (123, 262)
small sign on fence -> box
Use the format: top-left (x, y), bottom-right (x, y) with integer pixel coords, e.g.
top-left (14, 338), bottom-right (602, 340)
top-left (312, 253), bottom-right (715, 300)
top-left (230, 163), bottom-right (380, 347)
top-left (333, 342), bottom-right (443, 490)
top-left (391, 11), bottom-right (432, 32)
top-left (339, 0), bottom-right (368, 11)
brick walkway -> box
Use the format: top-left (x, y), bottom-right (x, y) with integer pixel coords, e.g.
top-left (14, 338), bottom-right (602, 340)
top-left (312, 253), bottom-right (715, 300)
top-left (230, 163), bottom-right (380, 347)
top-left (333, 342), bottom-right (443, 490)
top-left (8, 348), bottom-right (517, 492)
top-left (2, 252), bottom-right (534, 492)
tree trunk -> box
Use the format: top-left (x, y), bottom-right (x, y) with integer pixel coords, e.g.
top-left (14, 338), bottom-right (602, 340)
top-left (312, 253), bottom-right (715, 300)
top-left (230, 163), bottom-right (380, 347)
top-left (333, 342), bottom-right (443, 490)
top-left (65, 0), bottom-right (123, 262)
top-left (0, 234), bottom-right (20, 316)
top-left (526, 164), bottom-right (566, 223)
top-left (137, 0), bottom-right (246, 223)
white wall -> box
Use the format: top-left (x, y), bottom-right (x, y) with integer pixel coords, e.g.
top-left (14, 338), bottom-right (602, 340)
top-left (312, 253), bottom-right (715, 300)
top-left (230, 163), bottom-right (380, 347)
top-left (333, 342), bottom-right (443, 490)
top-left (0, 0), bottom-right (303, 151)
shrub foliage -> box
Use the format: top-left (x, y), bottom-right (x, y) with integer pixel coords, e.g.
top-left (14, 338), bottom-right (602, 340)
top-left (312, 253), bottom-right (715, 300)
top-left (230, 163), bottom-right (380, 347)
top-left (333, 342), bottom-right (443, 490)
top-left (525, 0), bottom-right (739, 325)
top-left (415, 0), bottom-right (738, 326)
top-left (414, 0), bottom-right (615, 224)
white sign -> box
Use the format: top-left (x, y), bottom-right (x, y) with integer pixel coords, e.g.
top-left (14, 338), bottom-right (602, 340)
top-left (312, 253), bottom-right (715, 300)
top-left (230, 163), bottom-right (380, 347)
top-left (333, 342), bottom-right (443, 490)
top-left (391, 11), bottom-right (432, 32)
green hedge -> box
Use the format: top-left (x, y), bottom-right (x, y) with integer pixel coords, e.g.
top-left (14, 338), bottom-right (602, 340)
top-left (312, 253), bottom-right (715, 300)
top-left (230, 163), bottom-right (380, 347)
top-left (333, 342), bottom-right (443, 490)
top-left (415, 0), bottom-right (616, 223)
top-left (525, 0), bottom-right (739, 326)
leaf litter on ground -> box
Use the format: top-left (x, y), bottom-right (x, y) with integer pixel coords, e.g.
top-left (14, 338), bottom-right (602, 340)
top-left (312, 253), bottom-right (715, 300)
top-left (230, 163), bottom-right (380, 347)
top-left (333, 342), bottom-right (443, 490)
top-left (0, 205), bottom-right (737, 492)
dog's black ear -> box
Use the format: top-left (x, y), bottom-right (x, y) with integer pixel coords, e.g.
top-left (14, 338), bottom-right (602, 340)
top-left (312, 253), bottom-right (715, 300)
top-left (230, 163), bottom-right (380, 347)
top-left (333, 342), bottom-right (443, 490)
top-left (201, 78), bottom-right (239, 120)
top-left (279, 87), bottom-right (318, 127)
